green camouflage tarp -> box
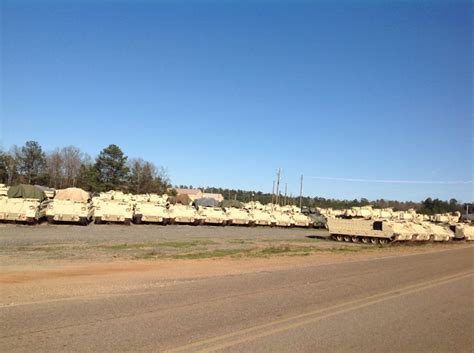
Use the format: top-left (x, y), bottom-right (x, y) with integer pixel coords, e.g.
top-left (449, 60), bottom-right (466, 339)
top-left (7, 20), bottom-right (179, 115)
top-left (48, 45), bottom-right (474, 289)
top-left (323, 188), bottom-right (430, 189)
top-left (194, 198), bottom-right (219, 207)
top-left (7, 184), bottom-right (47, 201)
top-left (219, 200), bottom-right (243, 208)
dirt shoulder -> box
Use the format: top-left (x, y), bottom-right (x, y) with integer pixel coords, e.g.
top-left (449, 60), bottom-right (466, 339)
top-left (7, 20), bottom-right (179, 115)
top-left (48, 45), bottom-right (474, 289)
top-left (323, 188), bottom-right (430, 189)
top-left (2, 241), bottom-right (472, 307)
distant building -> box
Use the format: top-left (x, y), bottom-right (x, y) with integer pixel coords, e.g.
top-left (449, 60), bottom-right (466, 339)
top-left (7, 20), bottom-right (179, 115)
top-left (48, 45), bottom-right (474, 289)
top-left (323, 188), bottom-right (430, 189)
top-left (174, 188), bottom-right (224, 202)
top-left (203, 192), bottom-right (224, 202)
top-left (175, 188), bottom-right (203, 201)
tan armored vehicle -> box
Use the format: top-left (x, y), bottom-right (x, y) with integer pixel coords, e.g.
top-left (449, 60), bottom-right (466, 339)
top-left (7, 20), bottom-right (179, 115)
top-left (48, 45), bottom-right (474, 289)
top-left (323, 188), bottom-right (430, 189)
top-left (197, 206), bottom-right (228, 225)
top-left (404, 222), bottom-right (430, 241)
top-left (327, 217), bottom-right (398, 244)
top-left (134, 194), bottom-right (170, 224)
top-left (168, 204), bottom-right (203, 225)
top-left (220, 201), bottom-right (252, 225)
top-left (0, 184), bottom-right (8, 196)
top-left (225, 207), bottom-right (252, 225)
top-left (244, 202), bottom-right (276, 226)
top-left (277, 205), bottom-right (312, 227)
top-left (290, 212), bottom-right (312, 227)
top-left (46, 187), bottom-right (93, 225)
top-left (318, 208), bottom-right (344, 218)
top-left (421, 222), bottom-right (453, 241)
top-left (271, 210), bottom-right (294, 227)
top-left (344, 206), bottom-right (374, 219)
top-left (431, 212), bottom-right (461, 224)
top-left (451, 223), bottom-right (474, 241)
top-left (194, 198), bottom-right (227, 225)
top-left (371, 208), bottom-right (394, 220)
top-left (0, 184), bottom-right (48, 224)
top-left (93, 191), bottom-right (134, 225)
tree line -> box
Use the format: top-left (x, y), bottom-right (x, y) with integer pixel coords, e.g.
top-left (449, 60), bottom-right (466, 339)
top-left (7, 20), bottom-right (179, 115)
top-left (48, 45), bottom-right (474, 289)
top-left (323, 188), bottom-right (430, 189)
top-left (175, 186), bottom-right (467, 215)
top-left (0, 141), bottom-right (170, 194)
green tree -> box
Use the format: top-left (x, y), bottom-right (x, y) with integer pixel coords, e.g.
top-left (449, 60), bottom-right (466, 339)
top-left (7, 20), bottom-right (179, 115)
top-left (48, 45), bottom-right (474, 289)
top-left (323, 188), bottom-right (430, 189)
top-left (129, 158), bottom-right (170, 194)
top-left (17, 141), bottom-right (47, 184)
top-left (94, 144), bottom-right (129, 191)
top-left (76, 164), bottom-right (101, 192)
top-left (0, 151), bottom-right (18, 185)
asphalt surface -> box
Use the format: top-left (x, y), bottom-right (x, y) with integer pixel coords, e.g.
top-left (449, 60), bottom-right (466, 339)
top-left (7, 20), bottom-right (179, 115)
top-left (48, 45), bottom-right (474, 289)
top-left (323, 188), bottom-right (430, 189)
top-left (1, 246), bottom-right (473, 353)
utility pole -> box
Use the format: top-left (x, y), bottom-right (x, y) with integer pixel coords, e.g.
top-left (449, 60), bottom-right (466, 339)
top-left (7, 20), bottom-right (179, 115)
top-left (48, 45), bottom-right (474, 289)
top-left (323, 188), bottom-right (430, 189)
top-left (275, 168), bottom-right (281, 205)
top-left (299, 174), bottom-right (303, 210)
top-left (284, 183), bottom-right (287, 206)
top-left (271, 180), bottom-right (275, 204)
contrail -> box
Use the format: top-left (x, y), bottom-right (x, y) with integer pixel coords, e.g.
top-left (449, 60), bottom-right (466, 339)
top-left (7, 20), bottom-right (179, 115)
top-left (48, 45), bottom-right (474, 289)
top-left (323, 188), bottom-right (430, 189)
top-left (307, 176), bottom-right (473, 185)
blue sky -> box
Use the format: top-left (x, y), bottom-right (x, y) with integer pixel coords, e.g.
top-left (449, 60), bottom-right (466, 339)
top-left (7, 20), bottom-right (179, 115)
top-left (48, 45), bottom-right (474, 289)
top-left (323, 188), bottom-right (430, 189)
top-left (1, 0), bottom-right (472, 201)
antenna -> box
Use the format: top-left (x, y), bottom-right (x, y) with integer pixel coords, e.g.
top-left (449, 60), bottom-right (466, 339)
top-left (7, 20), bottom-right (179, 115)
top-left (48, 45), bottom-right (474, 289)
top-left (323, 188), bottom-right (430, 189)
top-left (276, 168), bottom-right (281, 205)
top-left (299, 174), bottom-right (303, 210)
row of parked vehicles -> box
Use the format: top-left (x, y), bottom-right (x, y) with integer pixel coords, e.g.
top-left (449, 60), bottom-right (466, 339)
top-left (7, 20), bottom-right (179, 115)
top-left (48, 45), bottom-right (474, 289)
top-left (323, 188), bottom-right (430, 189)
top-left (1, 184), bottom-right (472, 243)
top-left (0, 184), bottom-right (314, 227)
top-left (323, 206), bottom-right (474, 243)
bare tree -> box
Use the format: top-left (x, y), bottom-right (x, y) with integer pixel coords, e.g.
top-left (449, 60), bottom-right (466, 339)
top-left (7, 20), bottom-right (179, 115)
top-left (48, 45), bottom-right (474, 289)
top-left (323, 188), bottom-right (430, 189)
top-left (46, 146), bottom-right (91, 189)
top-left (61, 146), bottom-right (86, 187)
top-left (46, 149), bottom-right (63, 189)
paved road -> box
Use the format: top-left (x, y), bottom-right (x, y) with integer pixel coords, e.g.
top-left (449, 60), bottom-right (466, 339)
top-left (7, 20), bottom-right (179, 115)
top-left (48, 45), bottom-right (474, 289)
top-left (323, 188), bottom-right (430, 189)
top-left (1, 246), bottom-right (473, 352)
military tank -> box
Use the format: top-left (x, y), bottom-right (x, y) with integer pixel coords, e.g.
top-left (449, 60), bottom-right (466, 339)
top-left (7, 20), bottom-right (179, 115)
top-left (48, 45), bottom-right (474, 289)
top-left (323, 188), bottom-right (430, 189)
top-left (0, 184), bottom-right (49, 224)
top-left (133, 194), bottom-right (170, 224)
top-left (45, 187), bottom-right (93, 225)
top-left (93, 191), bottom-right (134, 225)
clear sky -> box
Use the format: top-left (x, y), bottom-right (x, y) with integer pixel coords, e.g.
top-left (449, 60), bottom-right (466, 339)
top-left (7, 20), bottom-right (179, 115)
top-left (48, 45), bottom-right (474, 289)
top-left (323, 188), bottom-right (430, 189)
top-left (1, 0), bottom-right (472, 202)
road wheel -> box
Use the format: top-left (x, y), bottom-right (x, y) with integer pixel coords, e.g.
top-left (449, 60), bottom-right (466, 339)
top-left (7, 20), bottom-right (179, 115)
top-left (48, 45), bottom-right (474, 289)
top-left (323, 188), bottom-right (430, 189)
top-left (344, 235), bottom-right (351, 242)
top-left (26, 217), bottom-right (36, 225)
top-left (370, 238), bottom-right (379, 245)
top-left (134, 215), bottom-right (142, 224)
top-left (351, 236), bottom-right (359, 243)
top-left (335, 235), bottom-right (344, 242)
top-left (94, 217), bottom-right (103, 225)
top-left (46, 216), bottom-right (55, 224)
top-left (123, 218), bottom-right (131, 226)
top-left (379, 238), bottom-right (389, 245)
top-left (79, 217), bottom-right (89, 226)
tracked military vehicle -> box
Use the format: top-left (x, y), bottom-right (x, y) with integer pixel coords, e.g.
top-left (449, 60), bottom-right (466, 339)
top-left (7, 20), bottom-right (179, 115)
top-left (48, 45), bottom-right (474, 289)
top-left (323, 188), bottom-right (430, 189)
top-left (134, 194), bottom-right (170, 224)
top-left (0, 184), bottom-right (48, 224)
top-left (301, 207), bottom-right (327, 228)
top-left (220, 200), bottom-right (252, 225)
top-left (451, 223), bottom-right (474, 241)
top-left (0, 184), bottom-right (8, 196)
top-left (280, 205), bottom-right (313, 227)
top-left (421, 222), bottom-right (453, 241)
top-left (194, 198), bottom-right (227, 225)
top-left (327, 217), bottom-right (394, 244)
top-left (167, 204), bottom-right (203, 225)
top-left (46, 187), bottom-right (93, 225)
top-left (244, 202), bottom-right (276, 226)
top-left (93, 191), bottom-right (134, 225)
